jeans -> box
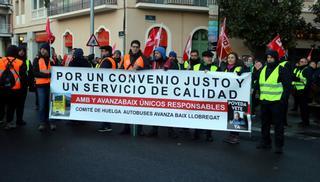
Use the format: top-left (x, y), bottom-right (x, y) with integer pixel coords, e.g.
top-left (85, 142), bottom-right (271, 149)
top-left (37, 86), bottom-right (50, 123)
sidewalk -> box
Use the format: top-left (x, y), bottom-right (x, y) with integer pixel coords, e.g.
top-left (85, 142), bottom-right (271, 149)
top-left (252, 107), bottom-right (320, 139)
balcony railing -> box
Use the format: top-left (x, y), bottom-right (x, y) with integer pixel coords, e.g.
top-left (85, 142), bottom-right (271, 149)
top-left (0, 24), bottom-right (11, 34)
top-left (0, 0), bottom-right (12, 5)
top-left (32, 7), bottom-right (47, 20)
top-left (48, 0), bottom-right (117, 17)
top-left (136, 0), bottom-right (217, 7)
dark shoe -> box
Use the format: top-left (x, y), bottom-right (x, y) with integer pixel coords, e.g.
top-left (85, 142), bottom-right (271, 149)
top-left (224, 135), bottom-right (240, 144)
top-left (206, 135), bottom-right (213, 142)
top-left (274, 147), bottom-right (283, 154)
top-left (98, 127), bottom-right (112, 132)
top-left (256, 143), bottom-right (272, 149)
top-left (147, 131), bottom-right (158, 137)
top-left (16, 120), bottom-right (26, 126)
top-left (119, 129), bottom-right (131, 135)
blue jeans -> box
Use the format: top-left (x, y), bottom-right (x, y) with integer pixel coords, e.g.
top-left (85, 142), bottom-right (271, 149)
top-left (37, 86), bottom-right (50, 123)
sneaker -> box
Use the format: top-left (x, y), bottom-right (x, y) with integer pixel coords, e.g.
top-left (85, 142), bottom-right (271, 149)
top-left (224, 135), bottom-right (240, 144)
top-left (38, 124), bottom-right (46, 131)
top-left (50, 124), bottom-right (57, 131)
top-left (4, 122), bottom-right (17, 130)
top-left (98, 127), bottom-right (112, 132)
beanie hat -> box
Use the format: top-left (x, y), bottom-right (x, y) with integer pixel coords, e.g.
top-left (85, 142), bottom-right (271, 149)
top-left (265, 49), bottom-right (279, 61)
top-left (6, 45), bottom-right (19, 57)
top-left (169, 51), bottom-right (177, 58)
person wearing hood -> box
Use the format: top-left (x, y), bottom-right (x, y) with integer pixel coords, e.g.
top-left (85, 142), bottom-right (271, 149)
top-left (0, 45), bottom-right (27, 130)
top-left (119, 40), bottom-right (149, 136)
top-left (293, 58), bottom-right (312, 127)
top-left (255, 49), bottom-right (291, 154)
top-left (113, 50), bottom-right (122, 68)
top-left (69, 48), bottom-right (92, 68)
top-left (146, 46), bottom-right (168, 137)
top-left (14, 46), bottom-right (34, 126)
top-left (192, 51), bottom-right (218, 142)
top-left (33, 43), bottom-right (56, 131)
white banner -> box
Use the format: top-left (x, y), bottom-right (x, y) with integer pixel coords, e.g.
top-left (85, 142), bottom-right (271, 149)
top-left (49, 67), bottom-right (252, 132)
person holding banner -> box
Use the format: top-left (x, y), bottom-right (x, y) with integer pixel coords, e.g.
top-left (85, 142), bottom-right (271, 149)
top-left (222, 52), bottom-right (245, 144)
top-left (192, 50), bottom-right (218, 142)
top-left (33, 43), bottom-right (56, 131)
top-left (119, 40), bottom-right (149, 136)
top-left (96, 45), bottom-right (116, 132)
top-left (255, 50), bottom-right (291, 154)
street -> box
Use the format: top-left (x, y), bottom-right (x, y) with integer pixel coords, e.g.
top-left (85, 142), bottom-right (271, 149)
top-left (0, 93), bottom-right (319, 182)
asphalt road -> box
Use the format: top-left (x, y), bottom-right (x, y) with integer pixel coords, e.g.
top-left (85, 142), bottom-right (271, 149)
top-left (0, 93), bottom-right (319, 182)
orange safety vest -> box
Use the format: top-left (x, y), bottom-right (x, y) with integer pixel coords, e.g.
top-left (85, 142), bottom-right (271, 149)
top-left (0, 57), bottom-right (23, 90)
top-left (123, 54), bottom-right (144, 70)
top-left (35, 58), bottom-right (51, 85)
top-left (96, 57), bottom-right (117, 69)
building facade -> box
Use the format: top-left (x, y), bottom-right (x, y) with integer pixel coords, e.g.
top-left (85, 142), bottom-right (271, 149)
top-left (0, 0), bottom-right (13, 57)
top-left (11, 0), bottom-right (320, 61)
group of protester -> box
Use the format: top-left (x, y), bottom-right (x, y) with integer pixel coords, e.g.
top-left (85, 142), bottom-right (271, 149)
top-left (0, 39), bottom-right (319, 155)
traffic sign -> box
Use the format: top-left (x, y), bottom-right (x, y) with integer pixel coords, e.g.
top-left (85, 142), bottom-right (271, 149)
top-left (86, 34), bottom-right (99, 47)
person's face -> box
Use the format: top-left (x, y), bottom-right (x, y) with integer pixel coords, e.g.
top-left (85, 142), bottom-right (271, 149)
top-left (130, 43), bottom-right (140, 54)
top-left (310, 62), bottom-right (316, 69)
top-left (190, 52), bottom-right (199, 60)
top-left (203, 56), bottom-right (213, 64)
top-left (154, 51), bottom-right (162, 60)
top-left (234, 113), bottom-right (240, 120)
top-left (40, 48), bottom-right (49, 57)
top-left (101, 49), bottom-right (110, 57)
top-left (114, 52), bottom-right (121, 59)
top-left (267, 55), bottom-right (275, 63)
top-left (18, 50), bottom-right (25, 57)
top-left (299, 58), bottom-right (308, 66)
top-left (227, 54), bottom-right (236, 65)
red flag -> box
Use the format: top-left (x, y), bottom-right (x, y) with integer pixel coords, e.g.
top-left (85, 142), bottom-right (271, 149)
top-left (216, 18), bottom-right (232, 60)
top-left (307, 47), bottom-right (314, 61)
top-left (46, 18), bottom-right (55, 44)
top-left (267, 35), bottom-right (286, 58)
top-left (183, 35), bottom-right (192, 61)
top-left (143, 26), bottom-right (162, 57)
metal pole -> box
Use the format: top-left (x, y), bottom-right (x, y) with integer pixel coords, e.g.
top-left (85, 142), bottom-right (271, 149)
top-left (90, 0), bottom-right (94, 54)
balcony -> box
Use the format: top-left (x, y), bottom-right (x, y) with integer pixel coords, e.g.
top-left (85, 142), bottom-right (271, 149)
top-left (0, 23), bottom-right (11, 36)
top-left (48, 0), bottom-right (117, 20)
top-left (136, 0), bottom-right (218, 12)
top-left (0, 0), bottom-right (12, 8)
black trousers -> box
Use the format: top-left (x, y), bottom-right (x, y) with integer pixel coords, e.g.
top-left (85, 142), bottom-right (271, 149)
top-left (296, 90), bottom-right (310, 125)
top-left (260, 102), bottom-right (284, 148)
top-left (16, 88), bottom-right (28, 122)
top-left (0, 90), bottom-right (20, 123)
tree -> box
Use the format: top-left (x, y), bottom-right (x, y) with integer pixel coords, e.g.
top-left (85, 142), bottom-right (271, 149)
top-left (311, 0), bottom-right (320, 23)
top-left (219, 0), bottom-right (305, 58)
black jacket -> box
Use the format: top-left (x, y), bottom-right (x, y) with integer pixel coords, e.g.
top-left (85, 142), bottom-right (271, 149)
top-left (254, 62), bottom-right (292, 104)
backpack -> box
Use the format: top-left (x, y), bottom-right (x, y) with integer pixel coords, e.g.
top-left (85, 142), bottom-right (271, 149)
top-left (0, 58), bottom-right (18, 89)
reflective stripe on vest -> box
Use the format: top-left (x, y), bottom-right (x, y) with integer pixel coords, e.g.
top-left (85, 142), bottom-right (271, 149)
top-left (123, 54), bottom-right (144, 70)
top-left (0, 57), bottom-right (23, 90)
top-left (279, 61), bottom-right (288, 67)
top-left (96, 57), bottom-right (117, 69)
top-left (292, 67), bottom-right (307, 90)
top-left (193, 64), bottom-right (218, 72)
top-left (35, 58), bottom-right (51, 85)
top-left (259, 65), bottom-right (283, 101)
top-left (225, 66), bottom-right (242, 73)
